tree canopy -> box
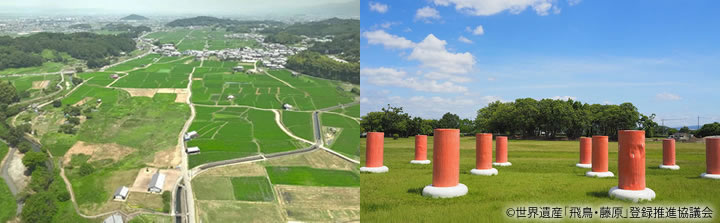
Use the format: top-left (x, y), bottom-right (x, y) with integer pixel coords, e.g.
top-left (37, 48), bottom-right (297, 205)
top-left (286, 51), bottom-right (359, 84)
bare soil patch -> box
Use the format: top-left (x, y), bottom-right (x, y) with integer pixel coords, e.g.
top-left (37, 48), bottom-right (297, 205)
top-left (275, 185), bottom-right (359, 208)
top-left (31, 80), bottom-right (50, 89)
top-left (192, 77), bottom-right (202, 80)
top-left (63, 141), bottom-right (135, 166)
top-left (129, 167), bottom-right (181, 192)
top-left (8, 150), bottom-right (29, 191)
top-left (73, 97), bottom-right (91, 106)
top-left (266, 149), bottom-right (354, 171)
top-left (147, 146), bottom-right (181, 168)
top-left (255, 88), bottom-right (261, 95)
top-left (120, 88), bottom-right (157, 97)
top-left (199, 162), bottom-right (267, 177)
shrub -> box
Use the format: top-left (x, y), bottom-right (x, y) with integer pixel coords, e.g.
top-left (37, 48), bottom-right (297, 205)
top-left (52, 100), bottom-right (62, 108)
top-left (392, 133), bottom-right (399, 140)
top-left (78, 163), bottom-right (94, 176)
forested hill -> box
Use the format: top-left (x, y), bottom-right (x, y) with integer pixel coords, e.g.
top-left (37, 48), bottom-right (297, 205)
top-left (0, 32), bottom-right (136, 70)
top-left (166, 16), bottom-right (283, 27)
top-left (265, 18), bottom-right (359, 37)
top-left (120, 14), bottom-right (148, 20)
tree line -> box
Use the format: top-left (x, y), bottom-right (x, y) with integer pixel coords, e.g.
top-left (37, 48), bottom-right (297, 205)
top-left (361, 98), bottom-right (661, 140)
top-left (286, 51), bottom-right (359, 84)
top-left (0, 31), bottom-right (137, 70)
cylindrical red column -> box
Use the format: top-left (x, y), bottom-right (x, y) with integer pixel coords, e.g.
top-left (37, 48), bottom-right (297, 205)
top-left (663, 139), bottom-right (676, 165)
top-left (365, 132), bottom-right (384, 168)
top-left (591, 136), bottom-right (609, 172)
top-left (707, 138), bottom-right (720, 174)
top-left (579, 137), bottom-right (592, 164)
top-left (415, 135), bottom-right (428, 161)
top-left (618, 130), bottom-right (646, 190)
top-left (495, 136), bottom-right (508, 163)
top-left (476, 133), bottom-right (492, 169)
top-left (432, 129), bottom-right (460, 187)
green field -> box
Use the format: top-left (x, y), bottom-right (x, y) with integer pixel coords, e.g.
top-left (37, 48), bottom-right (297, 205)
top-left (145, 29), bottom-right (192, 45)
top-left (321, 113), bottom-right (359, 159)
top-left (196, 200), bottom-right (284, 223)
top-left (110, 58), bottom-right (197, 88)
top-left (281, 111), bottom-right (314, 142)
top-left (192, 176), bottom-right (235, 200)
top-left (0, 61), bottom-right (65, 75)
top-left (0, 142), bottom-right (17, 223)
top-left (105, 54), bottom-right (161, 72)
top-left (330, 103), bottom-right (360, 118)
top-left (230, 177), bottom-right (275, 201)
top-left (187, 106), bottom-right (306, 168)
top-left (360, 137), bottom-right (720, 222)
top-left (266, 166), bottom-right (359, 187)
top-left (77, 71), bottom-right (119, 87)
top-left (128, 214), bottom-right (173, 223)
top-left (1, 74), bottom-right (62, 101)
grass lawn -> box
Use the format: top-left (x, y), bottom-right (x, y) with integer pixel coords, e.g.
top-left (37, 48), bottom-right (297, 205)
top-left (266, 166), bottom-right (359, 187)
top-left (330, 103), bottom-right (360, 118)
top-left (0, 142), bottom-right (17, 223)
top-left (230, 177), bottom-right (275, 202)
top-left (321, 113), bottom-right (359, 159)
top-left (360, 137), bottom-right (720, 222)
top-left (282, 111), bottom-right (314, 142)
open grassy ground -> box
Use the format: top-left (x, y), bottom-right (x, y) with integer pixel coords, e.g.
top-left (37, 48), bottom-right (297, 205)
top-left (0, 61), bottom-right (65, 75)
top-left (330, 103), bottom-right (360, 118)
top-left (230, 176), bottom-right (275, 201)
top-left (110, 58), bottom-right (197, 88)
top-left (281, 111), bottom-right (314, 142)
top-left (196, 200), bottom-right (285, 223)
top-left (266, 166), bottom-right (359, 187)
top-left (105, 54), bottom-right (161, 72)
top-left (186, 107), bottom-right (306, 168)
top-left (128, 214), bottom-right (173, 223)
top-left (360, 137), bottom-right (720, 222)
top-left (78, 71), bottom-right (120, 87)
top-left (1, 73), bottom-right (62, 102)
top-left (145, 29), bottom-right (192, 45)
top-left (0, 142), bottom-right (17, 223)
top-left (321, 113), bottom-right (360, 159)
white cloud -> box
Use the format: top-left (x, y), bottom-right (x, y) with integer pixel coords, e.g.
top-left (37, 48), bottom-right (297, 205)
top-left (380, 21), bottom-right (399, 29)
top-left (362, 30), bottom-right (415, 49)
top-left (415, 6), bottom-right (441, 22)
top-left (458, 35), bottom-right (473, 44)
top-left (403, 27), bottom-right (413, 32)
top-left (361, 67), bottom-right (467, 93)
top-left (549, 96), bottom-right (577, 101)
top-left (471, 25), bottom-right (484, 35)
top-left (656, 92), bottom-right (682, 101)
top-left (369, 2), bottom-right (388, 13)
top-left (568, 0), bottom-right (582, 6)
top-left (360, 97), bottom-right (369, 103)
top-left (433, 0), bottom-right (562, 16)
top-left (487, 77), bottom-right (496, 81)
top-left (408, 34), bottom-right (476, 74)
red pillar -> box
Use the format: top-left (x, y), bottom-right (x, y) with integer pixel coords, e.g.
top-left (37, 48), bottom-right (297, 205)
top-left (662, 139), bottom-right (676, 166)
top-left (495, 136), bottom-right (508, 163)
top-left (591, 136), bottom-right (609, 172)
top-left (365, 132), bottom-right (384, 168)
top-left (476, 133), bottom-right (493, 170)
top-left (432, 129), bottom-right (460, 187)
top-left (618, 130), bottom-right (646, 190)
top-left (415, 135), bottom-right (428, 161)
top-left (579, 137), bottom-right (592, 164)
top-left (707, 138), bottom-right (720, 174)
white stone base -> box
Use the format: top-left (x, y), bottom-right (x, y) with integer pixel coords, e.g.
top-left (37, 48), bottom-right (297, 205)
top-left (586, 171), bottom-right (614, 178)
top-left (470, 168), bottom-right (498, 176)
top-left (608, 186), bottom-right (656, 202)
top-left (658, 164), bottom-right (680, 170)
top-left (422, 183), bottom-right (468, 198)
top-left (576, 163), bottom-right (592, 168)
top-left (700, 173), bottom-right (720, 179)
top-left (360, 166), bottom-right (389, 173)
top-left (410, 160), bottom-right (431, 165)
top-left (493, 162), bottom-right (512, 166)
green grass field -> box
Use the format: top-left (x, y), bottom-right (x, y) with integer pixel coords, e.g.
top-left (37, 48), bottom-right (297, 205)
top-left (330, 104), bottom-right (360, 118)
top-left (0, 61), bottom-right (65, 75)
top-left (321, 113), bottom-right (359, 159)
top-left (230, 177), bottom-right (275, 201)
top-left (192, 176), bottom-right (235, 200)
top-left (282, 111), bottom-right (314, 142)
top-left (360, 137), bottom-right (720, 222)
top-left (105, 54), bottom-right (161, 72)
top-left (128, 214), bottom-right (173, 223)
top-left (110, 58), bottom-right (196, 88)
top-left (266, 166), bottom-right (359, 187)
top-left (145, 29), bottom-right (192, 45)
top-left (0, 142), bottom-right (17, 223)
top-left (187, 106), bottom-right (306, 168)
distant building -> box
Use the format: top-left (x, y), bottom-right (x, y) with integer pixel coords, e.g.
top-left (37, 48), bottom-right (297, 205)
top-left (103, 214), bottom-right (124, 223)
top-left (671, 132), bottom-right (692, 141)
top-left (282, 103), bottom-right (293, 110)
top-left (227, 95), bottom-right (235, 100)
top-left (184, 131), bottom-right (198, 141)
top-left (148, 172), bottom-right (166, 193)
top-left (233, 66), bottom-right (244, 72)
top-left (186, 146), bottom-right (200, 154)
top-left (110, 74), bottom-right (119, 79)
top-left (113, 186), bottom-right (129, 201)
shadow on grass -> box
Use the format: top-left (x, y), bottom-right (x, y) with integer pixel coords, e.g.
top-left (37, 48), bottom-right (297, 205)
top-left (363, 203), bottom-right (391, 212)
top-left (685, 175), bottom-right (702, 180)
top-left (407, 186), bottom-right (424, 195)
top-left (648, 166), bottom-right (660, 170)
top-left (586, 190), bottom-right (609, 199)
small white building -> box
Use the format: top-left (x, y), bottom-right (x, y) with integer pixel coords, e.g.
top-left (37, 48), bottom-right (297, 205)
top-left (283, 103), bottom-right (293, 110)
top-left (227, 95), bottom-right (235, 100)
top-left (113, 186), bottom-right (129, 201)
top-left (184, 131), bottom-right (198, 141)
top-left (148, 172), bottom-right (166, 193)
top-left (186, 146), bottom-right (200, 154)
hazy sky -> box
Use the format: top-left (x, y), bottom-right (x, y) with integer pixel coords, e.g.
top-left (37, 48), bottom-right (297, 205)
top-left (361, 0), bottom-right (720, 128)
top-left (0, 0), bottom-right (359, 17)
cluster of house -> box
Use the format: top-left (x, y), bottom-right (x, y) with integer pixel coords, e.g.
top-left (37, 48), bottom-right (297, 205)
top-left (224, 32), bottom-right (264, 43)
top-left (151, 43), bottom-right (181, 57)
top-left (301, 35), bottom-right (334, 44)
top-left (179, 43), bottom-right (303, 69)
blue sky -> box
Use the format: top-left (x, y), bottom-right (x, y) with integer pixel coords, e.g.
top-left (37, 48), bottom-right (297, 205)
top-left (360, 0), bottom-right (720, 128)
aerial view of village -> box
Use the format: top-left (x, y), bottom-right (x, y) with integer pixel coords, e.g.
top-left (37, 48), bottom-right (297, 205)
top-left (0, 0), bottom-right (360, 222)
